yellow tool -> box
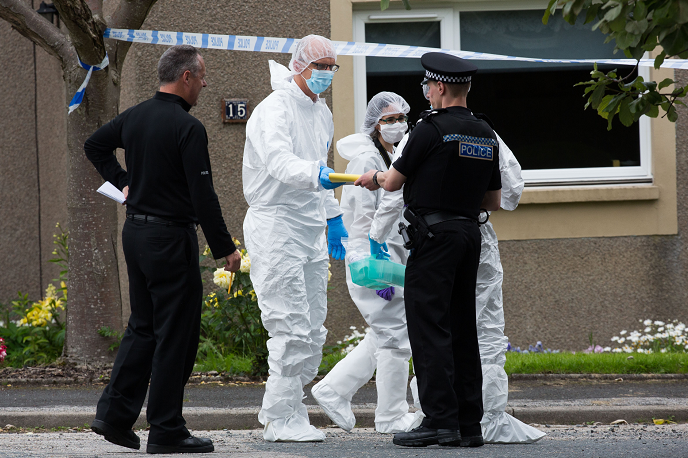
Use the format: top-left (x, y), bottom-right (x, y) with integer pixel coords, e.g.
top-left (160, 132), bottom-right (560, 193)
top-left (329, 173), bottom-right (362, 183)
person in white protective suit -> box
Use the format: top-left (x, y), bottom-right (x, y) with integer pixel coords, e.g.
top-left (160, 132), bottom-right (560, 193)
top-left (242, 35), bottom-right (349, 442)
top-left (368, 85), bottom-right (546, 443)
top-left (311, 92), bottom-right (424, 434)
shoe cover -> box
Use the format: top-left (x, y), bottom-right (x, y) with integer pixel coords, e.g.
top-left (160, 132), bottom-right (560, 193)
top-left (311, 382), bottom-right (355, 431)
top-left (263, 411), bottom-right (326, 442)
top-left (480, 363), bottom-right (545, 444)
top-left (258, 375), bottom-right (306, 426)
top-left (376, 411), bottom-right (424, 434)
top-left (409, 376), bottom-right (422, 410)
top-left (320, 332), bottom-right (377, 401)
top-left (476, 219), bottom-right (545, 444)
top-left (374, 348), bottom-right (411, 425)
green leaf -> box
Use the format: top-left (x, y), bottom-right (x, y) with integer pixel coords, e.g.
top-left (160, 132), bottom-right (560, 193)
top-left (597, 94), bottom-right (614, 118)
top-left (644, 81), bottom-right (657, 92)
top-left (590, 82), bottom-right (608, 109)
top-left (646, 90), bottom-right (663, 104)
top-left (543, 0), bottom-right (559, 24)
top-left (628, 96), bottom-right (648, 114)
top-left (679, 0), bottom-right (688, 24)
top-left (654, 50), bottom-right (667, 69)
top-left (380, 0), bottom-right (390, 11)
top-left (585, 3), bottom-right (601, 23)
top-left (660, 24), bottom-right (688, 56)
top-left (633, 1), bottom-right (648, 20)
top-left (653, 0), bottom-right (674, 21)
top-left (603, 3), bottom-right (623, 22)
top-left (626, 19), bottom-right (648, 35)
top-left (401, 0), bottom-right (412, 10)
top-left (667, 105), bottom-right (678, 122)
top-left (618, 97), bottom-right (634, 126)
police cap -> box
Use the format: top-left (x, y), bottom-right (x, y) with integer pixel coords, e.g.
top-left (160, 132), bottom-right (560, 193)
top-left (421, 52), bottom-right (477, 84)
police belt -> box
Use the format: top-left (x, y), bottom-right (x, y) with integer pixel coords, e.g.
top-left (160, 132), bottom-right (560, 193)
top-left (423, 211), bottom-right (478, 227)
top-left (127, 213), bottom-right (197, 230)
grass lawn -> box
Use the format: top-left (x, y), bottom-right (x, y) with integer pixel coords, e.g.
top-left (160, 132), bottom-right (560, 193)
top-left (504, 352), bottom-right (688, 375)
top-left (193, 350), bottom-right (688, 376)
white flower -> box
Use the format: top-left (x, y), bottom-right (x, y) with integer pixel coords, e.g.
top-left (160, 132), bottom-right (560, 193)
top-left (618, 337), bottom-right (625, 343)
top-left (661, 348), bottom-right (667, 353)
top-left (603, 346), bottom-right (611, 352)
top-left (611, 336), bottom-right (619, 342)
top-left (643, 319), bottom-right (653, 326)
top-left (240, 255), bottom-right (251, 273)
top-left (644, 327), bottom-right (652, 333)
top-left (213, 268), bottom-right (233, 289)
top-left (612, 348), bottom-right (622, 353)
top-left (654, 320), bottom-right (665, 326)
top-left (619, 330), bottom-right (627, 335)
top-left (658, 326), bottom-right (664, 332)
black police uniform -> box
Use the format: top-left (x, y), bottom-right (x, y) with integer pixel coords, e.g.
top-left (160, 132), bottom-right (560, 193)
top-left (392, 54), bottom-right (501, 441)
top-left (84, 92), bottom-right (236, 446)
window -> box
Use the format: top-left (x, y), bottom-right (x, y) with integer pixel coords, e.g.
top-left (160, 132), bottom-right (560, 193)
top-left (353, 5), bottom-right (652, 186)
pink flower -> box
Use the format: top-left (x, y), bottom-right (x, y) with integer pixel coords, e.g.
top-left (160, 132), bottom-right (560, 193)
top-left (0, 337), bottom-right (6, 363)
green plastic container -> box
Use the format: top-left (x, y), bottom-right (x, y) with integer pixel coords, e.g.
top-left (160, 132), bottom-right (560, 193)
top-left (348, 256), bottom-right (406, 289)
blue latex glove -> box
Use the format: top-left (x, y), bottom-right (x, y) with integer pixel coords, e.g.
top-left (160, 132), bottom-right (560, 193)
top-left (369, 235), bottom-right (390, 260)
top-left (327, 215), bottom-right (348, 260)
top-left (376, 286), bottom-right (395, 301)
top-left (319, 166), bottom-right (344, 190)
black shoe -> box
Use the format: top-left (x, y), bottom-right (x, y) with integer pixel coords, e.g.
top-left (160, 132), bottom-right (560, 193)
top-left (393, 426), bottom-right (461, 447)
top-left (91, 419), bottom-right (140, 450)
top-left (460, 435), bottom-right (485, 447)
top-left (147, 435), bottom-right (214, 454)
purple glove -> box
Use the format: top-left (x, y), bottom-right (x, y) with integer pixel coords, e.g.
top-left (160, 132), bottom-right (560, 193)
top-left (376, 286), bottom-right (395, 301)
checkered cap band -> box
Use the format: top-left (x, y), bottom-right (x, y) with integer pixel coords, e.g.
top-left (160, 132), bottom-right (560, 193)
top-left (425, 70), bottom-right (471, 83)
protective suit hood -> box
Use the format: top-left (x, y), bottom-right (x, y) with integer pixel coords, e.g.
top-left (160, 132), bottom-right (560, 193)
top-left (269, 60), bottom-right (323, 107)
top-left (336, 133), bottom-right (377, 162)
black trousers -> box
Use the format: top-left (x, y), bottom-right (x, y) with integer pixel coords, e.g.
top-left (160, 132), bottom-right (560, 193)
top-left (405, 220), bottom-right (484, 436)
top-left (96, 219), bottom-right (202, 445)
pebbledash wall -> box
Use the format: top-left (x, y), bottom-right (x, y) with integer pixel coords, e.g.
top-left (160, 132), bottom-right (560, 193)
top-left (1, 0), bottom-right (687, 350)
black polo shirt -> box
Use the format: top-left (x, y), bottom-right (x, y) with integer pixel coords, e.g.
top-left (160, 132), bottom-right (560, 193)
top-left (84, 91), bottom-right (236, 259)
top-left (393, 106), bottom-right (501, 220)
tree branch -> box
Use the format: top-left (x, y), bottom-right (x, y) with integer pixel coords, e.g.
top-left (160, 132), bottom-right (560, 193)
top-left (0, 0), bottom-right (72, 64)
top-left (53, 0), bottom-right (106, 65)
top-left (108, 0), bottom-right (158, 70)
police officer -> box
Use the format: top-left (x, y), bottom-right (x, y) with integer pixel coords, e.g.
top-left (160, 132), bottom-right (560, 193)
top-left (355, 52), bottom-right (502, 448)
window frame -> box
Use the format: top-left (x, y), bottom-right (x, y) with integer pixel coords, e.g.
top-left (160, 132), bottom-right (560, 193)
top-left (352, 2), bottom-right (653, 187)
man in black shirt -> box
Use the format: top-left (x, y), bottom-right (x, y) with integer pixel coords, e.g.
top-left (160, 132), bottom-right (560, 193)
top-left (356, 52), bottom-right (501, 448)
top-left (84, 45), bottom-right (240, 454)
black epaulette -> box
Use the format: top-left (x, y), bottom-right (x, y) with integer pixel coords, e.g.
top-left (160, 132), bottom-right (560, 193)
top-left (473, 113), bottom-right (495, 130)
top-left (419, 108), bottom-right (447, 121)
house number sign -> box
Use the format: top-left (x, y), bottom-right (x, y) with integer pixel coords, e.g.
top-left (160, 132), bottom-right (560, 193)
top-left (222, 98), bottom-right (249, 123)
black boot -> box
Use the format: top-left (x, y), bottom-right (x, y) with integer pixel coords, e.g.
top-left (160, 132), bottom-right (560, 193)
top-left (393, 426), bottom-right (462, 447)
top-left (460, 435), bottom-right (485, 447)
top-left (91, 419), bottom-right (141, 450)
top-left (147, 436), bottom-right (214, 454)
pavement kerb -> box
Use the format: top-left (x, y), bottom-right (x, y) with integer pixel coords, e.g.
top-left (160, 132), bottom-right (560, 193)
top-left (3, 373), bottom-right (688, 387)
top-left (2, 405), bottom-right (688, 431)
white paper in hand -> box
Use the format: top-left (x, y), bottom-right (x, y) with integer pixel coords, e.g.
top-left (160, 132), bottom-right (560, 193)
top-left (97, 181), bottom-right (126, 204)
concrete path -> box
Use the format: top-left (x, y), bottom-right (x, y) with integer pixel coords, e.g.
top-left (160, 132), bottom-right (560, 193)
top-left (1, 425), bottom-right (688, 457)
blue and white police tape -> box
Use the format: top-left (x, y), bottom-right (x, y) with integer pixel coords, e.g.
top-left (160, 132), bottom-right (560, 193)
top-left (68, 53), bottom-right (109, 114)
top-left (103, 27), bottom-right (688, 70)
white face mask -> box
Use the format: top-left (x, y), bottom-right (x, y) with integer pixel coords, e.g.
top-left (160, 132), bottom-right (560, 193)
top-left (379, 122), bottom-right (407, 143)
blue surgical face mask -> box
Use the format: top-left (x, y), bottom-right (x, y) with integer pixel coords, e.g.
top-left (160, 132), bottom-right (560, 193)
top-left (305, 69), bottom-right (335, 94)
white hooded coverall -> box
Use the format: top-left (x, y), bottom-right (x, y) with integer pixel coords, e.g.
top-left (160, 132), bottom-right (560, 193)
top-left (369, 131), bottom-right (546, 444)
top-left (242, 61), bottom-right (342, 442)
top-left (312, 133), bottom-right (423, 434)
